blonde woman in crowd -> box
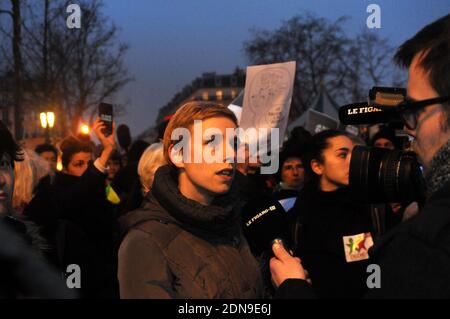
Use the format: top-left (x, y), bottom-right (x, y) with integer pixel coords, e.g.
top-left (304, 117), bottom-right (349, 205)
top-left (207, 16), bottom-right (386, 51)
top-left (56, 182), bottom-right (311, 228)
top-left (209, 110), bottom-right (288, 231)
top-left (137, 143), bottom-right (166, 195)
top-left (13, 149), bottom-right (52, 214)
top-left (117, 143), bottom-right (166, 215)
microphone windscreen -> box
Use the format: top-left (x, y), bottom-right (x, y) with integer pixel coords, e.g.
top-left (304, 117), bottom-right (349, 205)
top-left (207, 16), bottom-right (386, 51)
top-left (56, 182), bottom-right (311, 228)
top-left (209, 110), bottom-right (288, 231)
top-left (242, 198), bottom-right (289, 256)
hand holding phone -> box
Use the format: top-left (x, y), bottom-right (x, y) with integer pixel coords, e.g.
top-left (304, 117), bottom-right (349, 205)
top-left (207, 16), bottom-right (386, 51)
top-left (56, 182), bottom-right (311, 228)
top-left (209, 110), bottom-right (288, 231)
top-left (99, 103), bottom-right (113, 137)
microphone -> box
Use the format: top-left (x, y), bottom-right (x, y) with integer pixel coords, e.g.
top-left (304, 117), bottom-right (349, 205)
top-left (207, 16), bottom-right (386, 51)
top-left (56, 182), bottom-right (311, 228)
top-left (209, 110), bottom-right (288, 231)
top-left (242, 197), bottom-right (291, 256)
top-left (338, 102), bottom-right (402, 125)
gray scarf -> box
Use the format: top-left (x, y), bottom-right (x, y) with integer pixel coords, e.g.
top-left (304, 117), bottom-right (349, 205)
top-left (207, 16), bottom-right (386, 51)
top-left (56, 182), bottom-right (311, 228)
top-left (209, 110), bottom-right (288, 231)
top-left (425, 139), bottom-right (450, 199)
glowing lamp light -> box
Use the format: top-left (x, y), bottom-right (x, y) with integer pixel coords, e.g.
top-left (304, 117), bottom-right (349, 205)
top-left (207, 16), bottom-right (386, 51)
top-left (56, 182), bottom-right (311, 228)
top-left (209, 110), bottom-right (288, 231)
top-left (56, 160), bottom-right (63, 171)
top-left (80, 124), bottom-right (90, 135)
top-left (47, 112), bottom-right (55, 128)
top-left (40, 112), bottom-right (55, 129)
top-left (40, 112), bottom-right (48, 128)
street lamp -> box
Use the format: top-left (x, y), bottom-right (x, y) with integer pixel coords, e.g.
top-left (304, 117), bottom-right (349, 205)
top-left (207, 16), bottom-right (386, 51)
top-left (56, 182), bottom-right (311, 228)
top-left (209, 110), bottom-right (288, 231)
top-left (40, 111), bottom-right (55, 144)
top-left (80, 124), bottom-right (90, 135)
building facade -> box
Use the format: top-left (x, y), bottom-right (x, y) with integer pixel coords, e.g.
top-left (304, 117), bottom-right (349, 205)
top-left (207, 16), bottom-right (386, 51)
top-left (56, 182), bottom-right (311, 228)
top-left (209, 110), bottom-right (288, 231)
top-left (138, 68), bottom-right (246, 141)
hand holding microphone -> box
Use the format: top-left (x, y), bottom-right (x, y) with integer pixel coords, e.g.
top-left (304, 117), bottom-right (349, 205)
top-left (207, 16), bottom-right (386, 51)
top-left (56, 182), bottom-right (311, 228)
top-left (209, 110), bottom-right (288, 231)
top-left (270, 241), bottom-right (311, 288)
top-left (242, 198), bottom-right (291, 256)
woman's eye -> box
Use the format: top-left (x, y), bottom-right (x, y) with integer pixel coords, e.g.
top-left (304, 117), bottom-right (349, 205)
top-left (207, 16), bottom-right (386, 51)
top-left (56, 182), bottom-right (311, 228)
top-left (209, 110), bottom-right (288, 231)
top-left (338, 152), bottom-right (347, 159)
top-left (206, 136), bottom-right (221, 146)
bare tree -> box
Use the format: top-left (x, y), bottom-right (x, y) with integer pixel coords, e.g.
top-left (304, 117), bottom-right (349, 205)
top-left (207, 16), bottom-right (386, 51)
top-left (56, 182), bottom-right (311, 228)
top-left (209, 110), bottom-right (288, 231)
top-left (338, 28), bottom-right (405, 102)
top-left (243, 13), bottom-right (402, 120)
top-left (1, 0), bottom-right (132, 137)
top-left (244, 13), bottom-right (351, 120)
top-left (0, 0), bottom-right (24, 139)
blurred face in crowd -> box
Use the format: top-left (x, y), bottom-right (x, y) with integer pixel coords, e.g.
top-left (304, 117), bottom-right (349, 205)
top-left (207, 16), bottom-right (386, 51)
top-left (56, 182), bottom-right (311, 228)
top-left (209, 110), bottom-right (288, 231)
top-left (0, 154), bottom-right (14, 216)
top-left (64, 152), bottom-right (92, 177)
top-left (311, 135), bottom-right (354, 192)
top-left (107, 159), bottom-right (121, 180)
top-left (171, 117), bottom-right (237, 205)
top-left (403, 53), bottom-right (450, 168)
top-left (374, 138), bottom-right (395, 150)
top-left (40, 151), bottom-right (57, 171)
top-left (281, 157), bottom-right (304, 188)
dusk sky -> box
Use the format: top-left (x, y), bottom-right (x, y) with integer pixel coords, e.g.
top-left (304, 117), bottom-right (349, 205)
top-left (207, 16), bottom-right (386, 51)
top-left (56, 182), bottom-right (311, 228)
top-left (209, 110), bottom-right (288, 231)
top-left (102, 0), bottom-right (450, 136)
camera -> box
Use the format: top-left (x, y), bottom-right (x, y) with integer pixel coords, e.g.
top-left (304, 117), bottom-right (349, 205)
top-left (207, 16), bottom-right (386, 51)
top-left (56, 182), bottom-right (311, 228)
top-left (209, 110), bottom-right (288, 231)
top-left (339, 87), bottom-right (406, 126)
top-left (339, 87), bottom-right (426, 205)
top-left (349, 146), bottom-right (426, 204)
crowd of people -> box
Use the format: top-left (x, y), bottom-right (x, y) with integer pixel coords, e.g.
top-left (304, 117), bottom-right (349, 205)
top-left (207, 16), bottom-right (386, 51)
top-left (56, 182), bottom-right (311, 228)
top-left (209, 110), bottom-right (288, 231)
top-left (0, 14), bottom-right (449, 299)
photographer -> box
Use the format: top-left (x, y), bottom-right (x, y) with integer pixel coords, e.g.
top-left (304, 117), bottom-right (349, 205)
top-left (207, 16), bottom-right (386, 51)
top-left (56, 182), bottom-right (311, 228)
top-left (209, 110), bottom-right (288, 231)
top-left (271, 14), bottom-right (450, 298)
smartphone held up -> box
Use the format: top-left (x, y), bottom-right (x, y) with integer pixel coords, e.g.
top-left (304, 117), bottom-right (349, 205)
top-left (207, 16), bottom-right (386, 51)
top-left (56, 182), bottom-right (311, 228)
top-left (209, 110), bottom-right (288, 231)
top-left (99, 103), bottom-right (113, 137)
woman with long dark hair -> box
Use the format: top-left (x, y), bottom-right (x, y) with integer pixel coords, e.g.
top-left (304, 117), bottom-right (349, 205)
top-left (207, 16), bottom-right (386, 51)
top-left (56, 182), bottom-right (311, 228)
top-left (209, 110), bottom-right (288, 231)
top-left (289, 129), bottom-right (374, 298)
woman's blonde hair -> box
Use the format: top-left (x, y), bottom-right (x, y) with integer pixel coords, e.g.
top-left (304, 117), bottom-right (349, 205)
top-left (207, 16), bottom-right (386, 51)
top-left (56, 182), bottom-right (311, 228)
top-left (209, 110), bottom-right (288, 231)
top-left (137, 143), bottom-right (166, 194)
top-left (13, 149), bottom-right (51, 212)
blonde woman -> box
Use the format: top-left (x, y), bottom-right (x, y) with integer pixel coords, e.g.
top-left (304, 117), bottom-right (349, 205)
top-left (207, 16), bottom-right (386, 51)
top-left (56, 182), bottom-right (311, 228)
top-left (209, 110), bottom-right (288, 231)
top-left (13, 149), bottom-right (52, 214)
top-left (137, 143), bottom-right (166, 195)
top-left (118, 143), bottom-right (166, 215)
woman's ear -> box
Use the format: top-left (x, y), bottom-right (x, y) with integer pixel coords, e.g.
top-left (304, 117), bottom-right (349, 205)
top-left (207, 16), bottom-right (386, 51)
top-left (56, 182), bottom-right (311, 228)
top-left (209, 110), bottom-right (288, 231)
top-left (168, 144), bottom-right (184, 169)
top-left (310, 159), bottom-right (323, 176)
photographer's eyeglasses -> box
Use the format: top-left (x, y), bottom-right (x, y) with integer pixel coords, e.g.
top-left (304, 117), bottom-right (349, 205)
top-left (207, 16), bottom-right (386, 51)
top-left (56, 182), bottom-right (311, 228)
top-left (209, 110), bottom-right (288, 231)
top-left (397, 96), bottom-right (450, 130)
top-left (375, 96), bottom-right (450, 130)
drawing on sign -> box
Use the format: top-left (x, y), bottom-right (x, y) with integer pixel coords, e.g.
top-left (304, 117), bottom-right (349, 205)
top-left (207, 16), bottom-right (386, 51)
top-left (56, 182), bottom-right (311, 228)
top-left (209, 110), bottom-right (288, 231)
top-left (247, 67), bottom-right (292, 129)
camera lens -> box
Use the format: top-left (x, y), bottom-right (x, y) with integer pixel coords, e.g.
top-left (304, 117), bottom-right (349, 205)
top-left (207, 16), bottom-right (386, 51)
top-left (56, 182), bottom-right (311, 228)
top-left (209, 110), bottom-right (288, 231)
top-left (349, 146), bottom-right (426, 204)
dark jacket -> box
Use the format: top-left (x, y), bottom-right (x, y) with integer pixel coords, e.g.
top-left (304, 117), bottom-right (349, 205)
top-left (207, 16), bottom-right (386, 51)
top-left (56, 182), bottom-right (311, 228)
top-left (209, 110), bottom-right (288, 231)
top-left (366, 180), bottom-right (450, 298)
top-left (24, 165), bottom-right (119, 298)
top-left (272, 185), bottom-right (300, 201)
top-left (118, 165), bottom-right (264, 299)
top-left (276, 181), bottom-right (450, 299)
top-left (52, 165), bottom-right (117, 254)
top-left (288, 186), bottom-right (374, 298)
top-left (0, 217), bottom-right (75, 298)
top-left (112, 162), bottom-right (139, 211)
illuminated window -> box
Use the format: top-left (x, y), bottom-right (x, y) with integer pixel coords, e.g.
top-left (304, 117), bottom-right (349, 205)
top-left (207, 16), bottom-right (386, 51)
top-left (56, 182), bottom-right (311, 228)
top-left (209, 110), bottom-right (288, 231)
top-left (216, 90), bottom-right (223, 101)
top-left (202, 91), bottom-right (209, 101)
top-left (231, 89), bottom-right (237, 99)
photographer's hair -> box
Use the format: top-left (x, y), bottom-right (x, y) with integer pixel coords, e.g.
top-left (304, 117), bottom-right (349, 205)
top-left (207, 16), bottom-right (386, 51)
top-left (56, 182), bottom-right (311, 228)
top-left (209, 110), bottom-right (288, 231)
top-left (0, 120), bottom-right (23, 167)
top-left (59, 135), bottom-right (93, 169)
top-left (35, 143), bottom-right (58, 158)
top-left (395, 14), bottom-right (450, 129)
top-left (303, 129), bottom-right (348, 188)
top-left (163, 101), bottom-right (238, 166)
